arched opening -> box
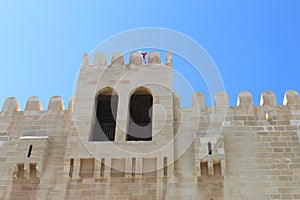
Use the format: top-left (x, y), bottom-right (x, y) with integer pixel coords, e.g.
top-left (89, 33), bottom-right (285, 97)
top-left (91, 88), bottom-right (118, 141)
top-left (127, 89), bottom-right (153, 141)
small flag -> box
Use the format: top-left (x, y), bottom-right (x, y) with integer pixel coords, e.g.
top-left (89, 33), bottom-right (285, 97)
top-left (138, 51), bottom-right (147, 64)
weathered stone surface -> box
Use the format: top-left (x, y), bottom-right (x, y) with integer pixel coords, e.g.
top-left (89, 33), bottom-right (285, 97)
top-left (48, 96), bottom-right (64, 110)
top-left (166, 51), bottom-right (172, 65)
top-left (81, 52), bottom-right (90, 66)
top-left (260, 90), bottom-right (277, 106)
top-left (94, 53), bottom-right (107, 66)
top-left (25, 96), bottom-right (42, 111)
top-left (148, 51), bottom-right (160, 64)
top-left (111, 52), bottom-right (124, 65)
top-left (1, 97), bottom-right (20, 112)
top-left (129, 52), bottom-right (142, 65)
top-left (237, 91), bottom-right (253, 106)
top-left (215, 91), bottom-right (229, 107)
top-left (284, 89), bottom-right (300, 105)
top-left (1, 51), bottom-right (300, 200)
top-left (192, 92), bottom-right (205, 108)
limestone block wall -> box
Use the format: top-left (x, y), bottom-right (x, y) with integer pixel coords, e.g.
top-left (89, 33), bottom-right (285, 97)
top-left (69, 51), bottom-right (175, 179)
top-left (0, 51), bottom-right (299, 199)
top-left (221, 90), bottom-right (300, 199)
top-left (0, 90), bottom-right (299, 199)
top-left (192, 89), bottom-right (300, 199)
top-left (0, 96), bottom-right (73, 199)
top-left (171, 89), bottom-right (300, 199)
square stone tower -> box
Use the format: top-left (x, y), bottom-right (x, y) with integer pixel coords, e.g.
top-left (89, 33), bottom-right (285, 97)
top-left (69, 51), bottom-right (175, 177)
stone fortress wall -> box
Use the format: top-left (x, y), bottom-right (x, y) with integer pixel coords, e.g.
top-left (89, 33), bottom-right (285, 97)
top-left (0, 52), bottom-right (300, 199)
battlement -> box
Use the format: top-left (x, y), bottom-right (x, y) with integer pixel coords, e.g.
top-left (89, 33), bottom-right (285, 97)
top-left (1, 90), bottom-right (299, 114)
top-left (0, 96), bottom-right (74, 113)
top-left (81, 51), bottom-right (172, 67)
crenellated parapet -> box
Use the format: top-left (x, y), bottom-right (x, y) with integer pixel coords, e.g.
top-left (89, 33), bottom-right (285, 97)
top-left (2, 89), bottom-right (300, 114)
top-left (0, 96), bottom-right (73, 114)
top-left (80, 51), bottom-right (172, 67)
top-left (0, 96), bottom-right (73, 140)
top-left (190, 89), bottom-right (300, 108)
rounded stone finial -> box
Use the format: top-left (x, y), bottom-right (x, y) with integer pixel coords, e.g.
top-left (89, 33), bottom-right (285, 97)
top-left (283, 90), bottom-right (300, 105)
top-left (192, 92), bottom-right (206, 108)
top-left (81, 52), bottom-right (90, 66)
top-left (237, 91), bottom-right (253, 106)
top-left (260, 90), bottom-right (277, 106)
top-left (148, 51), bottom-right (160, 64)
top-left (166, 51), bottom-right (172, 65)
top-left (25, 96), bottom-right (42, 111)
top-left (68, 97), bottom-right (75, 110)
top-left (214, 91), bottom-right (230, 107)
top-left (111, 52), bottom-right (124, 65)
top-left (48, 96), bottom-right (64, 111)
top-left (2, 97), bottom-right (20, 112)
top-left (94, 53), bottom-right (107, 66)
top-left (129, 52), bottom-right (142, 65)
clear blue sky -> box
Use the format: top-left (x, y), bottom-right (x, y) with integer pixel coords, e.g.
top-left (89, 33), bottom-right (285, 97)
top-left (0, 1), bottom-right (299, 109)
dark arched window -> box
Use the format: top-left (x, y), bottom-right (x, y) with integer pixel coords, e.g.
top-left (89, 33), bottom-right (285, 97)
top-left (91, 88), bottom-right (118, 141)
top-left (127, 88), bottom-right (153, 141)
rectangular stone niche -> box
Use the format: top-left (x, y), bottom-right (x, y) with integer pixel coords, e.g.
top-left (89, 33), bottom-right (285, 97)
top-left (111, 158), bottom-right (125, 177)
top-left (142, 158), bottom-right (157, 177)
top-left (79, 158), bottom-right (95, 178)
top-left (14, 136), bottom-right (50, 178)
